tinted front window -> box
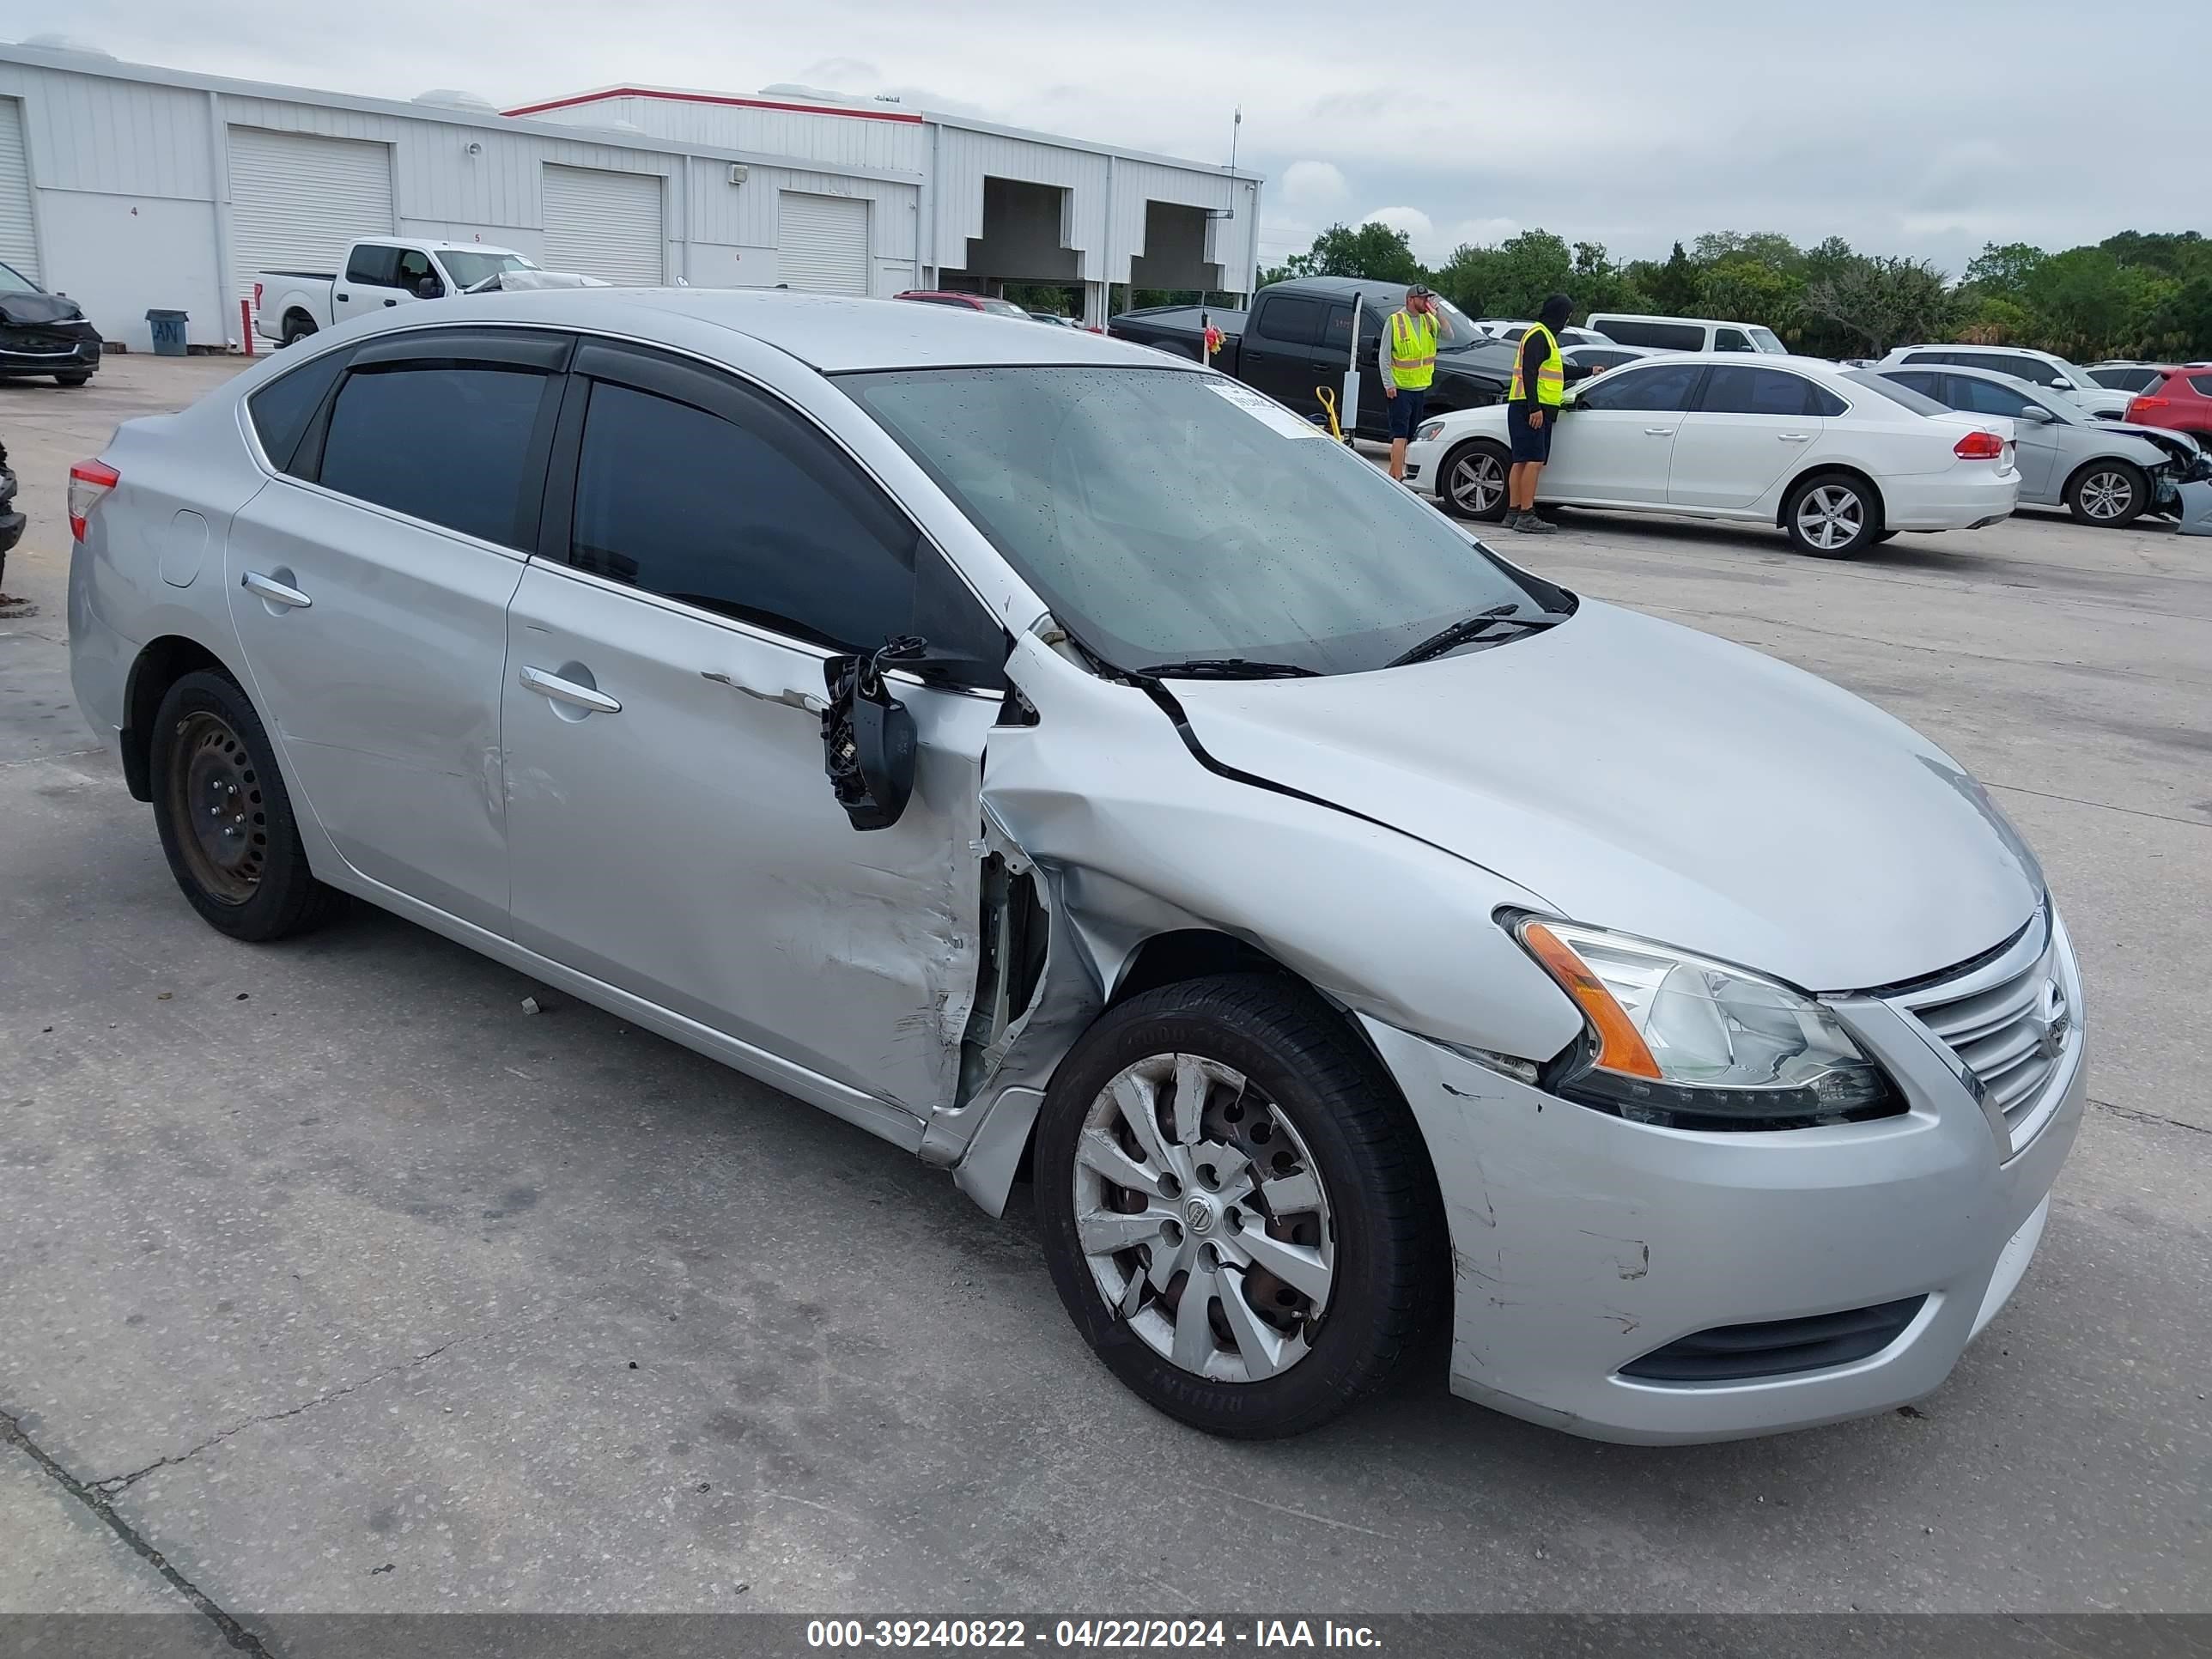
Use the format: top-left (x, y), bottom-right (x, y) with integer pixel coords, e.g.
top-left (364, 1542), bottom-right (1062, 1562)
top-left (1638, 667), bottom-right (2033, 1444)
top-left (1953, 376), bottom-right (2036, 418)
top-left (1700, 366), bottom-right (1826, 416)
top-left (843, 366), bottom-right (1565, 677)
top-left (0, 261), bottom-right (40, 295)
top-left (1576, 362), bottom-right (1705, 412)
top-left (568, 381), bottom-right (915, 653)
top-left (1254, 295), bottom-right (1323, 346)
top-left (319, 365), bottom-right (551, 546)
top-left (1963, 352), bottom-right (2061, 387)
top-left (246, 348), bottom-right (349, 473)
top-left (345, 246), bottom-right (401, 287)
top-left (1886, 371), bottom-right (1944, 398)
top-left (1849, 370), bottom-right (1949, 416)
top-left (441, 251), bottom-right (534, 289)
top-left (1749, 326), bottom-right (1786, 353)
top-left (1714, 328), bottom-right (1755, 353)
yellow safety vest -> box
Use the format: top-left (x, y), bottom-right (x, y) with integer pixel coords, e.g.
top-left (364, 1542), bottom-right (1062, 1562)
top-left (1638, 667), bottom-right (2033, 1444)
top-left (1389, 309), bottom-right (1438, 391)
top-left (1510, 321), bottom-right (1565, 406)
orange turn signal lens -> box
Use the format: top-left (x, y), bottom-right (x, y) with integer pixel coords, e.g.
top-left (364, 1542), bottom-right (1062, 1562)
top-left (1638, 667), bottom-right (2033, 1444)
top-left (1519, 921), bottom-right (1662, 1079)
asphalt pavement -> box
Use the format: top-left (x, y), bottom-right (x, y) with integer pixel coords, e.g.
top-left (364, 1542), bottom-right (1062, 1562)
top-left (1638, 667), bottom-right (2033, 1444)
top-left (1, 357), bottom-right (2206, 1638)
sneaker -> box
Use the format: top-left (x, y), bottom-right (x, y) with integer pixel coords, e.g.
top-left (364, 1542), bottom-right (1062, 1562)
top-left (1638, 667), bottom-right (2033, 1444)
top-left (1499, 509), bottom-right (1523, 529)
top-left (1511, 513), bottom-right (1559, 535)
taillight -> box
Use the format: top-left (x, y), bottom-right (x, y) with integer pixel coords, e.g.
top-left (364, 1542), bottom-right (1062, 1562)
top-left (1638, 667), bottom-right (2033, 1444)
top-left (1953, 430), bottom-right (2004, 460)
top-left (2130, 396), bottom-right (2169, 411)
top-left (67, 459), bottom-right (118, 541)
top-left (252, 281), bottom-right (264, 314)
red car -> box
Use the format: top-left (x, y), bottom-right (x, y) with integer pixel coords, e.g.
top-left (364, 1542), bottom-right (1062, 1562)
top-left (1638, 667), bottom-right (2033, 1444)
top-left (892, 289), bottom-right (1036, 321)
top-left (2125, 368), bottom-right (2212, 437)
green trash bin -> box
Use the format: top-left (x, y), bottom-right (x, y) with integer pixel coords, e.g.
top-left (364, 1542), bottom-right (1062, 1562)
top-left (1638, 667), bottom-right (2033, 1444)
top-left (145, 309), bottom-right (189, 357)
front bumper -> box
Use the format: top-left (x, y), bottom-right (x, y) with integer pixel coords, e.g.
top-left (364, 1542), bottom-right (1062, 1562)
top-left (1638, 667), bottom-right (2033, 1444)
top-left (1359, 918), bottom-right (2084, 1443)
top-left (0, 330), bottom-right (101, 374)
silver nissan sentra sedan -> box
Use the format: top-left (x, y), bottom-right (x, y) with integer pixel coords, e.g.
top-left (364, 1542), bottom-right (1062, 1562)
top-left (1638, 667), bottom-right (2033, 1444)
top-left (67, 290), bottom-right (2083, 1443)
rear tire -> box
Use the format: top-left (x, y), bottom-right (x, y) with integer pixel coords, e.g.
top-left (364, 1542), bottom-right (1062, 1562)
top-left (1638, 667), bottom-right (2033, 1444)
top-left (281, 311), bottom-right (318, 347)
top-left (1784, 471), bottom-right (1881, 558)
top-left (2064, 459), bottom-right (2147, 527)
top-left (1036, 974), bottom-right (1443, 1439)
top-left (149, 670), bottom-right (337, 942)
top-left (1437, 439), bottom-right (1511, 521)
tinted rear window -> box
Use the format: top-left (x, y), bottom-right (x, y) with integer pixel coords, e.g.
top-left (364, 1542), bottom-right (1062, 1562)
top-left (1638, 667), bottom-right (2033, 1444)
top-left (2191, 375), bottom-right (2212, 398)
top-left (1700, 366), bottom-right (1838, 416)
top-left (1848, 370), bottom-right (1948, 416)
top-left (318, 365), bottom-right (552, 547)
top-left (1596, 319), bottom-right (1707, 351)
top-left (246, 348), bottom-right (348, 473)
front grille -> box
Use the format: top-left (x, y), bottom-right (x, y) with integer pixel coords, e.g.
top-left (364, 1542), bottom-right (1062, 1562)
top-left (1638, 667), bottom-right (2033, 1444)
top-left (1892, 910), bottom-right (2073, 1151)
top-left (1620, 1296), bottom-right (1927, 1382)
top-left (2, 325), bottom-right (95, 354)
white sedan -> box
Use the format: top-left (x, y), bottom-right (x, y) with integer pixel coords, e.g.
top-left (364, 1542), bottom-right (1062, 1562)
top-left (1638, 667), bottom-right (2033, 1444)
top-left (1406, 356), bottom-right (2021, 557)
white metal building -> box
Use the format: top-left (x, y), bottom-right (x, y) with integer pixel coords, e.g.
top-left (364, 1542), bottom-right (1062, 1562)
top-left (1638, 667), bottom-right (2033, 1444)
top-left (0, 42), bottom-right (1261, 353)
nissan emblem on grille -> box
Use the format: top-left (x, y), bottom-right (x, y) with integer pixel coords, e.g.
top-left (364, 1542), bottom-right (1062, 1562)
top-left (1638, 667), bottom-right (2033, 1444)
top-left (2037, 980), bottom-right (2072, 1061)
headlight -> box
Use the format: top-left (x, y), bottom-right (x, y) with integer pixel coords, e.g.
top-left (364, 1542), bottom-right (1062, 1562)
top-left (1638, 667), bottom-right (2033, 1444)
top-left (1512, 918), bottom-right (1901, 1129)
top-left (1416, 422), bottom-right (1444, 443)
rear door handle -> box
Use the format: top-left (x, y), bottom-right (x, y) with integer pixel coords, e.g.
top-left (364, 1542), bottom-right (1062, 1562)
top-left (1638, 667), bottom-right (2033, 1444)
top-left (1644, 427), bottom-right (1676, 436)
top-left (240, 570), bottom-right (312, 609)
top-left (519, 665), bottom-right (621, 714)
top-left (1777, 432), bottom-right (1812, 442)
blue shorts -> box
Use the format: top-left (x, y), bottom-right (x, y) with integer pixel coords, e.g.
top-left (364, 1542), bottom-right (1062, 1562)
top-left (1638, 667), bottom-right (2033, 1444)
top-left (1509, 399), bottom-right (1553, 462)
top-left (1387, 386), bottom-right (1427, 440)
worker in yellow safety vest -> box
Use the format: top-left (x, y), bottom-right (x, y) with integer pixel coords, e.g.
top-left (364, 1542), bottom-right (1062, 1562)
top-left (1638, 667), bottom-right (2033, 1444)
top-left (1504, 291), bottom-right (1602, 534)
top-left (1383, 284), bottom-right (1454, 481)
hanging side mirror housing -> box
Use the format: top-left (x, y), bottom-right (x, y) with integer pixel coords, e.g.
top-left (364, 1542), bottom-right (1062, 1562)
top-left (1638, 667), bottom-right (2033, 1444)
top-left (820, 637), bottom-right (921, 832)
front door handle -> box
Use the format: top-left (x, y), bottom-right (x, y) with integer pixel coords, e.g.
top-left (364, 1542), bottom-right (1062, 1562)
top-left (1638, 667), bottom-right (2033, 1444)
top-left (335, 292), bottom-right (349, 302)
top-left (383, 298), bottom-right (398, 307)
top-left (240, 569), bottom-right (312, 609)
top-left (520, 665), bottom-right (621, 714)
top-left (1644, 426), bottom-right (1676, 436)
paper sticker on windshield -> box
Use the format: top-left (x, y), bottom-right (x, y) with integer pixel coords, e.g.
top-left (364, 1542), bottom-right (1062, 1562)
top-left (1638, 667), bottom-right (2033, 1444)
top-left (1206, 379), bottom-right (1327, 439)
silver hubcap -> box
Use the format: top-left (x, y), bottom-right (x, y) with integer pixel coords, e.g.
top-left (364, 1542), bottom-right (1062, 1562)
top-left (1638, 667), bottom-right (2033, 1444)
top-left (2079, 471), bottom-right (2133, 521)
top-left (1073, 1053), bottom-right (1335, 1382)
top-left (1449, 451), bottom-right (1505, 514)
top-left (1796, 484), bottom-right (1864, 550)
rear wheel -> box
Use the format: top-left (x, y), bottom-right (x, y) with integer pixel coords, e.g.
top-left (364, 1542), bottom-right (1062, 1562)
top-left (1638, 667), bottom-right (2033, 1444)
top-left (281, 311), bottom-right (318, 347)
top-left (1438, 439), bottom-right (1510, 520)
top-left (1784, 471), bottom-right (1881, 557)
top-left (149, 671), bottom-right (336, 942)
top-left (2065, 459), bottom-right (2147, 527)
top-left (1036, 975), bottom-right (1442, 1438)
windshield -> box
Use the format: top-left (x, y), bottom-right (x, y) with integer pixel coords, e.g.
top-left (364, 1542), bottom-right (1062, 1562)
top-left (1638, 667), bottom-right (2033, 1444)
top-left (843, 366), bottom-right (1570, 677)
top-left (439, 250), bottom-right (538, 289)
top-left (1749, 326), bottom-right (1786, 353)
top-left (0, 261), bottom-right (41, 296)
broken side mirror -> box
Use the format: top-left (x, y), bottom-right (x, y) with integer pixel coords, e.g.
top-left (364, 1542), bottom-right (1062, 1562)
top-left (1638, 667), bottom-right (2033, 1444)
top-left (819, 636), bottom-right (921, 832)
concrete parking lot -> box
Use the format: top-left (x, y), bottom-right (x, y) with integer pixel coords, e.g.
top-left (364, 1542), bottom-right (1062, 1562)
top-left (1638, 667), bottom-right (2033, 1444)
top-left (2, 356), bottom-right (2207, 1632)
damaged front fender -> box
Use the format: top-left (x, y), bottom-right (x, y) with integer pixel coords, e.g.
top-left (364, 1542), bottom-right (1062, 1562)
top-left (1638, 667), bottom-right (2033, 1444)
top-left (927, 628), bottom-right (1584, 1216)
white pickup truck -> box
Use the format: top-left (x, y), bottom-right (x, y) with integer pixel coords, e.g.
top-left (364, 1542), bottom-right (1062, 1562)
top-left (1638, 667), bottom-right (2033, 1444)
top-left (253, 240), bottom-right (540, 347)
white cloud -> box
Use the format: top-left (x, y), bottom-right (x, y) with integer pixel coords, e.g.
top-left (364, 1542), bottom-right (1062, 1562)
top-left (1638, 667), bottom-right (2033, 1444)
top-left (1364, 206), bottom-right (1438, 262)
top-left (1279, 161), bottom-right (1348, 211)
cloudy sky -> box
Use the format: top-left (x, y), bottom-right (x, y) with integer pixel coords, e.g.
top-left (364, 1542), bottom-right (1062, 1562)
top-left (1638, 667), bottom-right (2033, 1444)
top-left (33, 0), bottom-right (2212, 273)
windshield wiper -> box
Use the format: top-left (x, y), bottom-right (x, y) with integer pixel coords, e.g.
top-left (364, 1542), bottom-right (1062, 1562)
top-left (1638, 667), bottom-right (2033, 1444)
top-left (1132, 658), bottom-right (1322, 680)
top-left (1386, 604), bottom-right (1562, 668)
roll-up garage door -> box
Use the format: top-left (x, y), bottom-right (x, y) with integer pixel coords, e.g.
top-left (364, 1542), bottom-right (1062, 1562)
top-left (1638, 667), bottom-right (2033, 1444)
top-left (228, 128), bottom-right (394, 301)
top-left (0, 98), bottom-right (40, 283)
top-left (543, 166), bottom-right (664, 286)
top-left (779, 192), bottom-right (871, 295)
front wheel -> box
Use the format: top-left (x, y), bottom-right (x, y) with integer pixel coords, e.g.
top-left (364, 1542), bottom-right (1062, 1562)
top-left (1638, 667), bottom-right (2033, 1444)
top-left (55, 372), bottom-right (91, 387)
top-left (1784, 471), bottom-right (1881, 557)
top-left (1036, 975), bottom-right (1442, 1438)
top-left (1437, 438), bottom-right (1510, 520)
top-left (2065, 459), bottom-right (2147, 527)
top-left (149, 670), bottom-right (337, 942)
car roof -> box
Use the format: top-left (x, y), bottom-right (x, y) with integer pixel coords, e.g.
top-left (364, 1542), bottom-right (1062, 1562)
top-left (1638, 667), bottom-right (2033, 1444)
top-left (1892, 343), bottom-right (2063, 362)
top-left (1614, 350), bottom-right (1847, 377)
top-left (362, 287), bottom-right (1164, 372)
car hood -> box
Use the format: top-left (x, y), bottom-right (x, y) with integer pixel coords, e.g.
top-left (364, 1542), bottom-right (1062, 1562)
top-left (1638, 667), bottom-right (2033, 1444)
top-left (0, 293), bottom-right (86, 326)
top-left (2102, 421), bottom-right (2206, 471)
top-left (1168, 601), bottom-right (2043, 993)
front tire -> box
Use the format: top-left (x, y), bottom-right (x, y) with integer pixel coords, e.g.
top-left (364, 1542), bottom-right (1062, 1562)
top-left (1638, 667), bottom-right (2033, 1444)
top-left (55, 372), bottom-right (91, 387)
top-left (1784, 471), bottom-right (1881, 558)
top-left (2065, 459), bottom-right (2147, 527)
top-left (1437, 438), bottom-right (1510, 520)
top-left (1036, 975), bottom-right (1442, 1438)
top-left (149, 670), bottom-right (336, 942)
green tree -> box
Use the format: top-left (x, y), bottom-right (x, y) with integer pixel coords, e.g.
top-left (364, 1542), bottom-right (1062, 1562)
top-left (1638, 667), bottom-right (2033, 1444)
top-left (1802, 256), bottom-right (1958, 356)
top-left (1692, 231), bottom-right (1804, 272)
top-left (1432, 228), bottom-right (1574, 319)
top-left (1961, 241), bottom-right (2046, 301)
top-left (1699, 257), bottom-right (1803, 331)
top-left (2022, 248), bottom-right (2138, 357)
top-left (1638, 241), bottom-right (1706, 314)
top-left (1271, 222), bottom-right (1425, 285)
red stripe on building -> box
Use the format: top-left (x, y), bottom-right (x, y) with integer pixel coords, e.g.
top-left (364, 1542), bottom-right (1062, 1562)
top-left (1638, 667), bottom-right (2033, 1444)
top-left (501, 87), bottom-right (925, 124)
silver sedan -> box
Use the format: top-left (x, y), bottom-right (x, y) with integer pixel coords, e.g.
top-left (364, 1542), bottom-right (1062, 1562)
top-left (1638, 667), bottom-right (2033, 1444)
top-left (1877, 362), bottom-right (2209, 526)
top-left (67, 290), bottom-right (2081, 1443)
